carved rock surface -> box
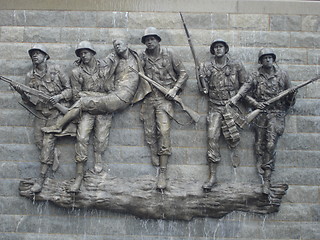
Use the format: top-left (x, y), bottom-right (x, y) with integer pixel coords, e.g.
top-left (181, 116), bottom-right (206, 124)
top-left (19, 170), bottom-right (288, 221)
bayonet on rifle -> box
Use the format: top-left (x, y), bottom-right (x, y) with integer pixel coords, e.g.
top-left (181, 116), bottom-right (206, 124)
top-left (180, 12), bottom-right (208, 94)
top-left (129, 67), bottom-right (201, 123)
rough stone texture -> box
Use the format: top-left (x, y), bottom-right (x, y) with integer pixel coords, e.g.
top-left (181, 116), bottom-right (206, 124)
top-left (0, 2), bottom-right (320, 240)
top-left (19, 171), bottom-right (288, 221)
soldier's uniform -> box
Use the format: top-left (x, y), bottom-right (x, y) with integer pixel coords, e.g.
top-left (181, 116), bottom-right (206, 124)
top-left (70, 49), bottom-right (113, 164)
top-left (247, 65), bottom-right (295, 175)
top-left (25, 56), bottom-right (73, 166)
top-left (200, 55), bottom-right (247, 163)
top-left (140, 47), bottom-right (188, 160)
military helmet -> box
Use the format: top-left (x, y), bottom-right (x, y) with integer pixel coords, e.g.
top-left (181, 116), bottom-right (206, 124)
top-left (28, 44), bottom-right (50, 60)
top-left (75, 41), bottom-right (96, 57)
top-left (258, 48), bottom-right (276, 63)
top-left (141, 27), bottom-right (162, 44)
top-left (210, 39), bottom-right (229, 55)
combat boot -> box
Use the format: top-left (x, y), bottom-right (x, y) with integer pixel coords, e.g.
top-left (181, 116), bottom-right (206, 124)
top-left (202, 162), bottom-right (218, 191)
top-left (156, 155), bottom-right (168, 190)
top-left (30, 163), bottom-right (49, 193)
top-left (94, 152), bottom-right (103, 173)
top-left (262, 169), bottom-right (272, 195)
top-left (68, 162), bottom-right (84, 193)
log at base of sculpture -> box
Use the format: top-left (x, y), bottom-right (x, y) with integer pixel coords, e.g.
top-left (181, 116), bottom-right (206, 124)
top-left (19, 170), bottom-right (288, 221)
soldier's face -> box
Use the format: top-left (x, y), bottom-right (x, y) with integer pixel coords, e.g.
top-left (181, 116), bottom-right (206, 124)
top-left (113, 40), bottom-right (128, 54)
top-left (79, 49), bottom-right (94, 64)
top-left (261, 55), bottom-right (274, 68)
top-left (213, 43), bottom-right (226, 57)
top-left (30, 50), bottom-right (47, 65)
top-left (144, 36), bottom-right (160, 50)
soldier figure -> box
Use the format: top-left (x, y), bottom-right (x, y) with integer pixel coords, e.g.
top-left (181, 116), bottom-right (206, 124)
top-left (69, 41), bottom-right (113, 192)
top-left (241, 48), bottom-right (296, 194)
top-left (19, 44), bottom-right (74, 193)
top-left (42, 39), bottom-right (150, 192)
top-left (140, 27), bottom-right (189, 190)
top-left (199, 39), bottom-right (248, 191)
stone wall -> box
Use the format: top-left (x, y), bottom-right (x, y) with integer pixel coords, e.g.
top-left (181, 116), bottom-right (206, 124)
top-left (0, 1), bottom-right (320, 239)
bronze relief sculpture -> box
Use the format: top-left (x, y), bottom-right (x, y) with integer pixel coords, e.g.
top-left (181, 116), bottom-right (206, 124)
top-left (1, 15), bottom-right (316, 219)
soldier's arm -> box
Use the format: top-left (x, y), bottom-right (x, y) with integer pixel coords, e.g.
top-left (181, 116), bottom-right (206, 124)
top-left (70, 69), bottom-right (83, 102)
top-left (170, 49), bottom-right (189, 91)
top-left (54, 65), bottom-right (72, 103)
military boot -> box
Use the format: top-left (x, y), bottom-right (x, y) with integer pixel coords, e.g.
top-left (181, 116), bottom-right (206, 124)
top-left (202, 162), bottom-right (218, 191)
top-left (156, 155), bottom-right (168, 190)
top-left (262, 169), bottom-right (272, 195)
top-left (30, 163), bottom-right (49, 193)
top-left (94, 152), bottom-right (103, 173)
top-left (68, 162), bottom-right (84, 193)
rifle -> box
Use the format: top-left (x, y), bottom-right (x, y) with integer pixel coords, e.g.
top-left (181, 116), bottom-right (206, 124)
top-left (0, 76), bottom-right (68, 114)
top-left (129, 67), bottom-right (201, 123)
top-left (246, 75), bottom-right (320, 123)
top-left (179, 12), bottom-right (208, 94)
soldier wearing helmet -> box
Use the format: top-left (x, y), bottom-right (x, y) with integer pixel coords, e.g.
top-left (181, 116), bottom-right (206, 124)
top-left (42, 39), bottom-right (151, 192)
top-left (67, 40), bottom-right (113, 192)
top-left (20, 44), bottom-right (73, 193)
top-left (198, 39), bottom-right (249, 191)
top-left (139, 27), bottom-right (189, 190)
top-left (235, 48), bottom-right (296, 195)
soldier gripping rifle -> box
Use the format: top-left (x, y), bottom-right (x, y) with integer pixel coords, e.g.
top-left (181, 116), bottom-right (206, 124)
top-left (0, 76), bottom-right (68, 114)
top-left (129, 66), bottom-right (200, 123)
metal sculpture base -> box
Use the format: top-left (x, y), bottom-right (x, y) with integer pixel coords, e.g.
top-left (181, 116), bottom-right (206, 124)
top-left (19, 170), bottom-right (288, 221)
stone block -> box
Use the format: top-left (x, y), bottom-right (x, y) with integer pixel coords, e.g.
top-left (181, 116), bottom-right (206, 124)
top-left (269, 203), bottom-right (317, 222)
top-left (179, 13), bottom-right (228, 30)
top-left (111, 109), bottom-right (142, 129)
top-left (0, 179), bottom-right (20, 197)
top-left (107, 163), bottom-right (156, 178)
top-left (261, 221), bottom-right (303, 239)
top-left (283, 185), bottom-right (319, 203)
top-left (0, 126), bottom-right (34, 144)
top-left (0, 26), bottom-right (24, 42)
top-left (0, 144), bottom-right (38, 161)
top-left (307, 49), bottom-right (320, 65)
top-left (276, 150), bottom-right (320, 168)
top-left (291, 32), bottom-right (320, 48)
top-left (24, 26), bottom-right (61, 43)
top-left (299, 222), bottom-right (320, 240)
top-left (278, 133), bottom-right (320, 151)
top-left (109, 128), bottom-right (144, 146)
top-left (60, 27), bottom-right (103, 44)
top-left (286, 65), bottom-right (320, 81)
top-left (0, 109), bottom-right (33, 127)
top-left (296, 116), bottom-right (320, 133)
top-left (97, 11), bottom-right (129, 28)
top-left (302, 15), bottom-right (320, 32)
top-left (229, 14), bottom-right (269, 31)
top-left (0, 10), bottom-right (14, 26)
top-left (292, 99), bottom-right (320, 116)
top-left (238, 31), bottom-right (290, 48)
top-left (128, 12), bottom-right (181, 29)
top-left (14, 10), bottom-right (66, 27)
top-left (114, 146), bottom-right (150, 164)
top-left (275, 48), bottom-right (307, 65)
top-left (0, 214), bottom-right (22, 232)
top-left (272, 167), bottom-right (320, 185)
top-left (270, 15), bottom-right (302, 31)
top-left (0, 59), bottom-right (30, 76)
top-left (63, 11), bottom-right (97, 28)
top-left (171, 129), bottom-right (206, 148)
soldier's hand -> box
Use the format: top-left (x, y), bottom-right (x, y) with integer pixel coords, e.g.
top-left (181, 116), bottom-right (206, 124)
top-left (49, 95), bottom-right (62, 105)
top-left (227, 95), bottom-right (239, 106)
top-left (165, 87), bottom-right (179, 100)
top-left (256, 102), bottom-right (269, 110)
